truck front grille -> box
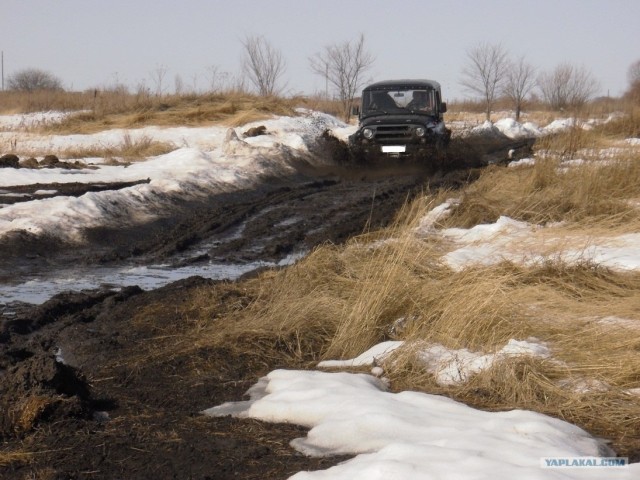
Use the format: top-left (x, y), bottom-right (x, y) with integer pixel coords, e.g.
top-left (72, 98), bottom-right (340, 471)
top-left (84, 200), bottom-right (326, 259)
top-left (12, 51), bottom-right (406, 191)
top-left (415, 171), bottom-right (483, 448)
top-left (373, 125), bottom-right (412, 143)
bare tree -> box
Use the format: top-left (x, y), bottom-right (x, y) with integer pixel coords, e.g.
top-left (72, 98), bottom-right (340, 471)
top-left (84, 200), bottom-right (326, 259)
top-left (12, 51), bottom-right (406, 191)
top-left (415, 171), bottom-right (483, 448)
top-left (7, 68), bottom-right (63, 92)
top-left (190, 73), bottom-right (199, 94)
top-left (628, 59), bottom-right (640, 86)
top-left (461, 43), bottom-right (509, 121)
top-left (309, 33), bottom-right (374, 121)
top-left (149, 64), bottom-right (168, 97)
top-left (206, 65), bottom-right (232, 94)
top-left (626, 59), bottom-right (640, 103)
top-left (174, 74), bottom-right (184, 95)
top-left (206, 65), bottom-right (221, 93)
top-left (538, 63), bottom-right (600, 110)
top-left (503, 56), bottom-right (536, 121)
top-left (241, 35), bottom-right (286, 96)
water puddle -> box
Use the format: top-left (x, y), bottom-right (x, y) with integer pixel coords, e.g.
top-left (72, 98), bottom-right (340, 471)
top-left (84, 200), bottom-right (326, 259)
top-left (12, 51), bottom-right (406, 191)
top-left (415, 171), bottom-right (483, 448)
top-left (0, 251), bottom-right (306, 306)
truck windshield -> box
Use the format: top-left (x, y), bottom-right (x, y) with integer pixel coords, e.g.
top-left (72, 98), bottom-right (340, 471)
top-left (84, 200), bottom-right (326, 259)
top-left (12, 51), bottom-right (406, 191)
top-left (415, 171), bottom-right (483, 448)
top-left (362, 88), bottom-right (436, 115)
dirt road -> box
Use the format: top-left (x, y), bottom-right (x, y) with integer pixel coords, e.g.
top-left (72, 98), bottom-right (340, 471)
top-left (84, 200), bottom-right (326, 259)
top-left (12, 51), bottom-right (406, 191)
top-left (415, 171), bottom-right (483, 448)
top-left (0, 136), bottom-right (530, 479)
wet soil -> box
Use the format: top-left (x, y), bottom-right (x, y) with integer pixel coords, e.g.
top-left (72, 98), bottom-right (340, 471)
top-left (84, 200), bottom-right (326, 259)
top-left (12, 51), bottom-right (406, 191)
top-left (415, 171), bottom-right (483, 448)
top-left (0, 180), bottom-right (151, 205)
top-left (0, 278), bottom-right (352, 479)
top-left (0, 136), bottom-right (532, 479)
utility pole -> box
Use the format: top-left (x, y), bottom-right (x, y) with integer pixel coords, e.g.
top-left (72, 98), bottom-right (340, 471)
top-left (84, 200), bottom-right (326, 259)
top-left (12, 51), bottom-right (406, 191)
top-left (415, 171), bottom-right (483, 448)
top-left (325, 61), bottom-right (328, 99)
top-left (1, 51), bottom-right (4, 91)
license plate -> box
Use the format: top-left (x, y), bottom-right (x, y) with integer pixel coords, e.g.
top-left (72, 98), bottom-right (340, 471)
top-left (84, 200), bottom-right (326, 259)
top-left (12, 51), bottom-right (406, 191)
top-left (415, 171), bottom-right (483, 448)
top-left (381, 145), bottom-right (406, 153)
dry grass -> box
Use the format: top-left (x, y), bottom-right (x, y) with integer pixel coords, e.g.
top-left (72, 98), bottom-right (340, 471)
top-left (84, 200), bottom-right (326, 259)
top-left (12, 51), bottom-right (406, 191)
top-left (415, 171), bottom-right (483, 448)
top-left (363, 257), bottom-right (640, 458)
top-left (43, 93), bottom-right (298, 134)
top-left (0, 90), bottom-right (90, 114)
top-left (0, 449), bottom-right (33, 468)
top-left (171, 126), bottom-right (640, 456)
top-left (187, 213), bottom-right (640, 454)
top-left (59, 133), bottom-right (176, 162)
top-left (0, 90), bottom-right (301, 133)
top-left (438, 148), bottom-right (640, 229)
top-left (598, 105), bottom-right (640, 138)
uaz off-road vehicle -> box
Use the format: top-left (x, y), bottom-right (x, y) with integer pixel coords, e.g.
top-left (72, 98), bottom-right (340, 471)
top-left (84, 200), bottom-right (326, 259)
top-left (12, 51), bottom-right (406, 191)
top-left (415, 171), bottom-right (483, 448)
top-left (349, 79), bottom-right (451, 162)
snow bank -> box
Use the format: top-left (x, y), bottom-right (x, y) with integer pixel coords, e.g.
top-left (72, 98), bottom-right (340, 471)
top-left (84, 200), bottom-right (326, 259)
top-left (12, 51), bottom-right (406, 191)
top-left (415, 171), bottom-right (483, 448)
top-left (205, 369), bottom-right (636, 479)
top-left (461, 114), bottom-right (632, 142)
top-left (466, 118), bottom-right (543, 139)
top-left (0, 111), bottom-right (72, 131)
top-left (467, 120), bottom-right (505, 138)
top-left (441, 217), bottom-right (640, 272)
top-left (494, 118), bottom-right (542, 138)
top-left (0, 110), bottom-right (347, 241)
top-left (410, 198), bottom-right (640, 273)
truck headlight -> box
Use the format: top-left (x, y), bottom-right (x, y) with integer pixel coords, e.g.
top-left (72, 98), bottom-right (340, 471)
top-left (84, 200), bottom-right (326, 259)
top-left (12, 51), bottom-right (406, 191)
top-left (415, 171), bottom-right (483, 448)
top-left (362, 128), bottom-right (374, 139)
top-left (415, 126), bottom-right (426, 137)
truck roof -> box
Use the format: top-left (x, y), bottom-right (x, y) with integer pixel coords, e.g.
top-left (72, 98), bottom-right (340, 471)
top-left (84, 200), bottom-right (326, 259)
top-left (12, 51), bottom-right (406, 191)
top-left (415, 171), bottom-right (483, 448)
top-left (363, 79), bottom-right (442, 91)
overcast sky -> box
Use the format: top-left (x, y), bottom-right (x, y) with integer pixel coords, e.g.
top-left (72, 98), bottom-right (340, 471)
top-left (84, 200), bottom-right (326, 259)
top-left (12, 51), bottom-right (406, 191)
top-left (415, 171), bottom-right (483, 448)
top-left (2, 0), bottom-right (638, 101)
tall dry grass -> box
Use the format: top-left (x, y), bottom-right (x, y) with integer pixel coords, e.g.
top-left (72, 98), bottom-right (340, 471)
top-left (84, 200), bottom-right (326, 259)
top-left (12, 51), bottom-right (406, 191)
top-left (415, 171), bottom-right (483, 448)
top-left (1, 89), bottom-right (302, 133)
top-left (384, 258), bottom-right (640, 458)
top-left (598, 105), bottom-right (640, 138)
top-left (0, 89), bottom-right (90, 113)
top-left (46, 93), bottom-right (298, 134)
top-left (438, 147), bottom-right (640, 230)
top-left (59, 134), bottom-right (175, 162)
top-left (184, 124), bottom-right (640, 456)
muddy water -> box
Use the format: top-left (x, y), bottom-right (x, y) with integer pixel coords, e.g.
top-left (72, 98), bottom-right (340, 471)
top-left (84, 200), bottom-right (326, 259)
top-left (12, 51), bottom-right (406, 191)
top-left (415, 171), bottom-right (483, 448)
top-left (0, 252), bottom-right (305, 306)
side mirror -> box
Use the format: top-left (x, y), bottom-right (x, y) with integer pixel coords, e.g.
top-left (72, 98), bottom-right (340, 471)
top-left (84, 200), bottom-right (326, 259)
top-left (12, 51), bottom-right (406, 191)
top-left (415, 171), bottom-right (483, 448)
top-left (440, 102), bottom-right (447, 113)
top-left (351, 106), bottom-right (360, 116)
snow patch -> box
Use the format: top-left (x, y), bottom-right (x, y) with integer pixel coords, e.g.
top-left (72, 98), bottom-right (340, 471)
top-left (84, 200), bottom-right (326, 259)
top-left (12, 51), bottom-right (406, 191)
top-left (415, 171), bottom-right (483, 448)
top-left (204, 369), bottom-right (634, 479)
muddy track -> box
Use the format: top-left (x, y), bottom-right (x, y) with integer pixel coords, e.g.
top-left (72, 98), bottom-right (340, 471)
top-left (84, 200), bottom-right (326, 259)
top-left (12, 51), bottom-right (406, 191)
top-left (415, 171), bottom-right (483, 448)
top-left (0, 180), bottom-right (152, 206)
top-left (0, 136), bottom-right (534, 479)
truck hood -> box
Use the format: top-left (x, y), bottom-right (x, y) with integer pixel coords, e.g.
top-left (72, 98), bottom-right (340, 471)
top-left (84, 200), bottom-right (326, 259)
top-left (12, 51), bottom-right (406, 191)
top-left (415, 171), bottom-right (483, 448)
top-left (359, 113), bottom-right (439, 127)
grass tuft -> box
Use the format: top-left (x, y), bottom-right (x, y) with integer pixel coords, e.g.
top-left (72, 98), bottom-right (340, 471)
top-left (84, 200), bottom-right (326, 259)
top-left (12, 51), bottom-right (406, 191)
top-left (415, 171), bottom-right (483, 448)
top-left (60, 133), bottom-right (176, 162)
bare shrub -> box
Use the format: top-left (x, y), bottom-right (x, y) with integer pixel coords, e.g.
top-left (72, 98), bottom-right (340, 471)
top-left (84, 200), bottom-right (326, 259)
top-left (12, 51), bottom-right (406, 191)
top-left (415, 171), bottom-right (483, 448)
top-left (625, 59), bottom-right (640, 105)
top-left (241, 35), bottom-right (287, 97)
top-left (503, 56), bottom-right (536, 121)
top-left (309, 33), bottom-right (374, 121)
top-left (149, 65), bottom-right (169, 97)
top-left (7, 68), bottom-right (63, 92)
top-left (537, 63), bottom-right (600, 111)
top-left (460, 42), bottom-right (509, 121)
top-left (628, 59), bottom-right (640, 88)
